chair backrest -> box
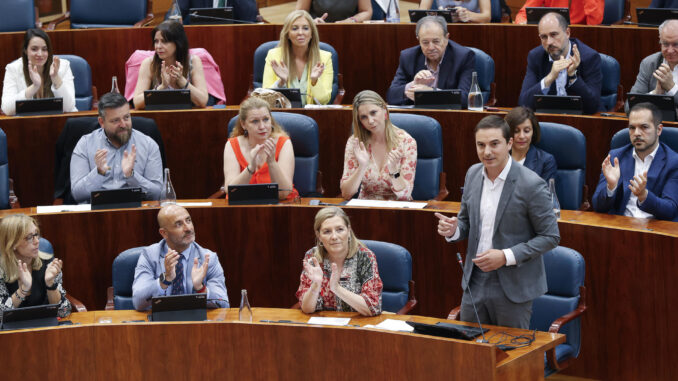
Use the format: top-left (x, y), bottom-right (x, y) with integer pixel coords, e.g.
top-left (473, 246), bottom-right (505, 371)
top-left (39, 237), bottom-right (54, 255)
top-left (361, 240), bottom-right (412, 314)
top-left (599, 53), bottom-right (620, 111)
top-left (112, 247), bottom-right (144, 310)
top-left (227, 112), bottom-right (319, 196)
top-left (490, 0), bottom-right (502, 22)
top-left (534, 122), bottom-right (586, 210)
top-left (57, 55), bottom-right (93, 111)
top-left (388, 113), bottom-right (443, 200)
top-left (529, 246), bottom-right (586, 367)
top-left (252, 41), bottom-right (340, 103)
top-left (602, 0), bottom-right (624, 24)
top-left (611, 126), bottom-right (678, 152)
top-left (53, 117), bottom-right (167, 203)
top-left (70, 0), bottom-right (147, 28)
top-left (0, 128), bottom-right (8, 210)
top-left (466, 47), bottom-right (494, 105)
top-left (0, 0), bottom-right (35, 32)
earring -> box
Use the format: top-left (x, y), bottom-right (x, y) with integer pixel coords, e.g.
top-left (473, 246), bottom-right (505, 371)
top-left (243, 129), bottom-right (249, 137)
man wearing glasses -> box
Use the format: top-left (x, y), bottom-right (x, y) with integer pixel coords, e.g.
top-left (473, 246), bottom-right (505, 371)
top-left (386, 15), bottom-right (475, 107)
top-left (629, 19), bottom-right (678, 109)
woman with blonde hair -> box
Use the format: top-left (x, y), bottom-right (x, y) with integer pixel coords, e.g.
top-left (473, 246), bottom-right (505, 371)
top-left (340, 90), bottom-right (417, 200)
top-left (296, 207), bottom-right (382, 316)
top-left (262, 10), bottom-right (334, 106)
top-left (223, 97), bottom-right (298, 200)
top-left (0, 214), bottom-right (71, 317)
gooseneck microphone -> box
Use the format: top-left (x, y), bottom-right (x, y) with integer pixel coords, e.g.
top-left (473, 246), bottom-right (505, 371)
top-left (456, 252), bottom-right (488, 343)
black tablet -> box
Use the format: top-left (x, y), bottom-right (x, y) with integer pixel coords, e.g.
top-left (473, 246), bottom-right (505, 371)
top-left (414, 89), bottom-right (462, 110)
top-left (15, 97), bottom-right (63, 116)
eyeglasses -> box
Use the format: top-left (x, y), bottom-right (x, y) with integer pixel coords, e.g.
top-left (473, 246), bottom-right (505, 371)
top-left (24, 232), bottom-right (40, 243)
top-left (660, 41), bottom-right (678, 49)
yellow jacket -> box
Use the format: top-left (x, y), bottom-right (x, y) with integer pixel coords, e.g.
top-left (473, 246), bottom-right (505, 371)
top-left (262, 47), bottom-right (334, 105)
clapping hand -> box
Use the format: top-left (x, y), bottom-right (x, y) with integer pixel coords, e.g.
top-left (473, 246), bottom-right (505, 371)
top-left (270, 60), bottom-right (289, 84)
top-left (549, 55), bottom-right (572, 81)
top-left (17, 259), bottom-right (32, 292)
top-left (310, 62), bottom-right (325, 83)
top-left (602, 154), bottom-right (621, 190)
top-left (28, 64), bottom-right (42, 87)
top-left (170, 61), bottom-right (187, 88)
top-left (250, 137), bottom-right (276, 168)
top-left (353, 138), bottom-right (370, 168)
top-left (386, 150), bottom-right (403, 175)
top-left (163, 249), bottom-right (180, 282)
top-left (121, 144), bottom-right (136, 178)
top-left (328, 262), bottom-right (341, 292)
top-left (629, 171), bottom-right (649, 203)
top-left (50, 56), bottom-right (62, 88)
top-left (303, 257), bottom-right (324, 285)
top-left (567, 44), bottom-right (581, 77)
top-left (191, 253), bottom-right (210, 291)
top-left (653, 63), bottom-right (676, 93)
top-left (95, 149), bottom-right (110, 175)
top-left (45, 258), bottom-right (63, 289)
top-left (314, 13), bottom-right (328, 24)
top-left (160, 61), bottom-right (173, 89)
top-left (455, 7), bottom-right (470, 22)
top-left (435, 212), bottom-right (458, 238)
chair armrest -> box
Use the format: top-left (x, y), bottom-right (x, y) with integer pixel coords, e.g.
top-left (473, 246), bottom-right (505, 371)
top-left (447, 305), bottom-right (461, 320)
top-left (485, 82), bottom-right (497, 107)
top-left (614, 84), bottom-right (625, 112)
top-left (545, 285), bottom-right (587, 371)
top-left (46, 12), bottom-right (70, 31)
top-left (9, 178), bottom-right (20, 209)
top-left (433, 172), bottom-right (449, 201)
top-left (133, 0), bottom-right (155, 27)
top-left (291, 302), bottom-right (301, 309)
top-left (333, 73), bottom-right (345, 105)
top-left (316, 170), bottom-right (325, 196)
top-left (623, 0), bottom-right (632, 23)
top-left (105, 286), bottom-right (115, 310)
top-left (34, 6), bottom-right (43, 28)
top-left (53, 198), bottom-right (64, 205)
top-left (578, 184), bottom-right (591, 211)
top-left (209, 186), bottom-right (226, 199)
top-left (66, 294), bottom-right (87, 312)
top-left (396, 279), bottom-right (417, 315)
top-left (92, 85), bottom-right (99, 110)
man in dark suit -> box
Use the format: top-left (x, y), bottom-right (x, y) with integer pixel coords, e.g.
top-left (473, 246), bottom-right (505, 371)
top-left (436, 115), bottom-right (560, 329)
top-left (593, 102), bottom-right (678, 221)
top-left (386, 16), bottom-right (475, 107)
top-left (170, 0), bottom-right (259, 24)
top-left (518, 12), bottom-right (602, 115)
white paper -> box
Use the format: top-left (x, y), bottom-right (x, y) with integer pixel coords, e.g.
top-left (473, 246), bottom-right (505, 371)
top-left (373, 319), bottom-right (415, 332)
top-left (307, 317), bottom-right (351, 326)
top-left (304, 104), bottom-right (347, 109)
top-left (177, 202), bottom-right (213, 207)
top-left (36, 204), bottom-right (91, 214)
top-left (346, 199), bottom-right (427, 209)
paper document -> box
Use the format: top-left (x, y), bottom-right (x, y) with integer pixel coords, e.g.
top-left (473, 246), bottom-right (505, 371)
top-left (346, 199), bottom-right (427, 209)
top-left (307, 317), bottom-right (351, 326)
top-left (363, 319), bottom-right (415, 332)
top-left (36, 204), bottom-right (92, 214)
top-left (177, 202), bottom-right (213, 207)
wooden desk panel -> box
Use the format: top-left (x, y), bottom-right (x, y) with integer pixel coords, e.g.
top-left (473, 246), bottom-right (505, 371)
top-left (0, 24), bottom-right (659, 109)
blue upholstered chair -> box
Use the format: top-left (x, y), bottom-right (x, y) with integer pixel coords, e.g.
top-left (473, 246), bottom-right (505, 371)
top-left (534, 122), bottom-right (587, 210)
top-left (601, 0), bottom-right (628, 24)
top-left (611, 126), bottom-right (678, 152)
top-left (49, 0), bottom-right (153, 29)
top-left (222, 112), bottom-right (322, 197)
top-left (530, 246), bottom-right (587, 377)
top-left (389, 113), bottom-right (449, 201)
top-left (430, 0), bottom-right (505, 22)
top-left (251, 41), bottom-right (344, 104)
top-left (38, 237), bottom-right (87, 312)
top-left (57, 55), bottom-right (96, 111)
top-left (106, 247), bottom-right (144, 310)
top-left (0, 0), bottom-right (39, 32)
top-left (0, 128), bottom-right (9, 210)
top-left (362, 240), bottom-right (416, 314)
top-left (466, 47), bottom-right (496, 106)
top-left (599, 53), bottom-right (621, 112)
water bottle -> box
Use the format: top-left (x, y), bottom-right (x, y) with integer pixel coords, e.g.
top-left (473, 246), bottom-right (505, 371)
top-left (168, 0), bottom-right (183, 23)
top-left (110, 76), bottom-right (120, 94)
top-left (386, 0), bottom-right (400, 23)
top-left (239, 289), bottom-right (253, 322)
top-left (160, 168), bottom-right (177, 206)
top-left (467, 71), bottom-right (483, 111)
top-left (549, 178), bottom-right (561, 218)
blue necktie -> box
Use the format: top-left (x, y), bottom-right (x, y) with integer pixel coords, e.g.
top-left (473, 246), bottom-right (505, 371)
top-left (171, 255), bottom-right (185, 295)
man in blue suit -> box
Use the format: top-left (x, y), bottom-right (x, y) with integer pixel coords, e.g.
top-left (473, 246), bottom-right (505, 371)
top-left (518, 12), bottom-right (601, 115)
top-left (593, 102), bottom-right (678, 221)
top-left (387, 16), bottom-right (475, 107)
top-left (170, 0), bottom-right (259, 24)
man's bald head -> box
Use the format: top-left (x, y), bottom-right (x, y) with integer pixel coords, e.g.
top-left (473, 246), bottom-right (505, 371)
top-left (157, 204), bottom-right (188, 228)
top-left (158, 205), bottom-right (195, 252)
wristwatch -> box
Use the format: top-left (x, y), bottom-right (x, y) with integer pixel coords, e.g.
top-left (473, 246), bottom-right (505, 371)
top-left (159, 273), bottom-right (172, 286)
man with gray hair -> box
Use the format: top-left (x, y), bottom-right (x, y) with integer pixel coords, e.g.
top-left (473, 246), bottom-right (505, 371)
top-left (70, 92), bottom-right (162, 203)
top-left (387, 15), bottom-right (475, 107)
top-left (629, 19), bottom-right (678, 109)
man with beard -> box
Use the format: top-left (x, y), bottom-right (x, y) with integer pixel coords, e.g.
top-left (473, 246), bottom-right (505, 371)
top-left (518, 12), bottom-right (601, 114)
top-left (133, 205), bottom-right (229, 310)
top-left (593, 102), bottom-right (678, 221)
top-left (70, 92), bottom-right (162, 203)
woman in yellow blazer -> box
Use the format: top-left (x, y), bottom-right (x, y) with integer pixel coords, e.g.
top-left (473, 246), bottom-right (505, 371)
top-left (263, 10), bottom-right (334, 106)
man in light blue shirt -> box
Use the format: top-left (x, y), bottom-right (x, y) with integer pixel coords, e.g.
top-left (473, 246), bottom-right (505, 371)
top-left (133, 205), bottom-right (230, 310)
top-left (70, 92), bottom-right (162, 203)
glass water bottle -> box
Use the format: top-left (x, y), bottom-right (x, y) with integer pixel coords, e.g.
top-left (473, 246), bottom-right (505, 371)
top-left (467, 71), bottom-right (483, 111)
top-left (239, 289), bottom-right (253, 322)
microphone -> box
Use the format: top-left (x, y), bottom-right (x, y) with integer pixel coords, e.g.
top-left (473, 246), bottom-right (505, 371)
top-left (456, 252), bottom-right (488, 343)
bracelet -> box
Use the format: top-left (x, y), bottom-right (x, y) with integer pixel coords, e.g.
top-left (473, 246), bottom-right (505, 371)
top-left (246, 165), bottom-right (255, 175)
top-left (45, 282), bottom-right (58, 291)
top-left (15, 290), bottom-right (26, 302)
top-left (195, 284), bottom-right (207, 293)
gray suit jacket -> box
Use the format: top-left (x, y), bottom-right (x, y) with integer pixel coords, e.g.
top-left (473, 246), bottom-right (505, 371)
top-left (629, 52), bottom-right (678, 106)
top-left (451, 160), bottom-right (560, 303)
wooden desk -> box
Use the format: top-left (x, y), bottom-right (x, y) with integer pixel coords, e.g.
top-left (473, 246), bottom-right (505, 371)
top-left (0, 308), bottom-right (564, 380)
top-left (1, 199), bottom-right (676, 380)
top-left (0, 107), bottom-right (648, 207)
top-left (0, 23), bottom-right (659, 108)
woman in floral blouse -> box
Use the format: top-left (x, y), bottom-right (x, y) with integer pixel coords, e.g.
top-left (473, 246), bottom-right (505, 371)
top-left (340, 90), bottom-right (417, 200)
top-left (296, 207), bottom-right (382, 316)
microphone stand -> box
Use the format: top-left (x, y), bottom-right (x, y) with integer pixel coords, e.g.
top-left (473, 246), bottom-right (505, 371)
top-left (456, 252), bottom-right (488, 343)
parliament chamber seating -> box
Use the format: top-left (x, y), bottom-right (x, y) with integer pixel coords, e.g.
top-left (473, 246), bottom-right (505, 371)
top-left (362, 239), bottom-right (417, 314)
top-left (599, 53), bottom-right (622, 112)
top-left (106, 247), bottom-right (144, 310)
top-left (57, 54), bottom-right (97, 111)
top-left (611, 126), bottom-right (678, 152)
top-left (38, 237), bottom-right (88, 312)
top-left (0, 0), bottom-right (38, 33)
top-left (467, 47), bottom-right (497, 106)
top-left (54, 0), bottom-right (153, 29)
top-left (0, 128), bottom-right (9, 210)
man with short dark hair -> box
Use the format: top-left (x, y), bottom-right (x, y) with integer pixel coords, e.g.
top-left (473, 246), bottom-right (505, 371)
top-left (133, 205), bottom-right (229, 311)
top-left (435, 115), bottom-right (560, 329)
top-left (387, 15), bottom-right (475, 107)
top-left (70, 92), bottom-right (162, 203)
top-left (592, 102), bottom-right (678, 221)
top-left (518, 12), bottom-right (602, 114)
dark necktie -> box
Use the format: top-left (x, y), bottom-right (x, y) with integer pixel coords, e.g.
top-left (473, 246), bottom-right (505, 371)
top-left (217, 0), bottom-right (225, 7)
top-left (171, 255), bottom-right (185, 295)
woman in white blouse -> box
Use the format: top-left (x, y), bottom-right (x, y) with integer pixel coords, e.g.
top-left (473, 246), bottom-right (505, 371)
top-left (1, 28), bottom-right (76, 116)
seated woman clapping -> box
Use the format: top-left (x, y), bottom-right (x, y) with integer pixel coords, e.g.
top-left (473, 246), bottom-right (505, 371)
top-left (0, 215), bottom-right (71, 318)
top-left (223, 97), bottom-right (299, 200)
top-left (296, 207), bottom-right (382, 316)
top-left (340, 90), bottom-right (417, 200)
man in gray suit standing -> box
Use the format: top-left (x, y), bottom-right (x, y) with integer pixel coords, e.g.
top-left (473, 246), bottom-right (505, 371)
top-left (629, 20), bottom-right (678, 106)
top-left (436, 115), bottom-right (560, 329)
